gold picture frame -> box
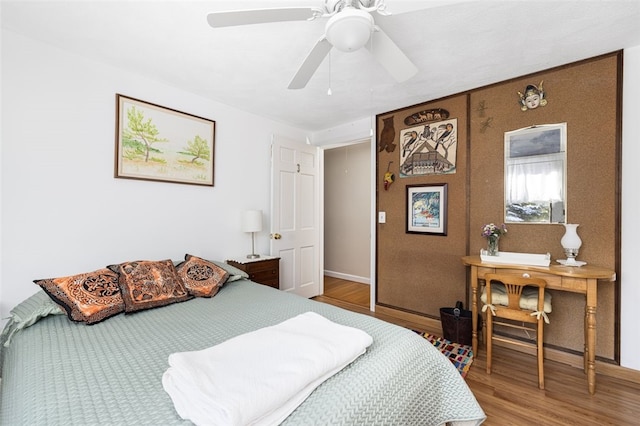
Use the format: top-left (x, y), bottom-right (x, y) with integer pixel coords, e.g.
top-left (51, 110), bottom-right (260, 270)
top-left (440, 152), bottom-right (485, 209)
top-left (115, 94), bottom-right (215, 186)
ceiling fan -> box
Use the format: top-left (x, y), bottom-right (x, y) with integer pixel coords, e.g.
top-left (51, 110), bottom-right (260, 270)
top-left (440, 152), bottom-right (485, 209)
top-left (207, 0), bottom-right (418, 89)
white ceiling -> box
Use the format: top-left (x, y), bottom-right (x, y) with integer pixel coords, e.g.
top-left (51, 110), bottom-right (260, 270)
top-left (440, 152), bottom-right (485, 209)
top-left (2, 0), bottom-right (640, 131)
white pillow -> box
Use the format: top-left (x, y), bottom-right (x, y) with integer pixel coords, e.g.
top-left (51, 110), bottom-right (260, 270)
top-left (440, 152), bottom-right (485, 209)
top-left (481, 283), bottom-right (552, 313)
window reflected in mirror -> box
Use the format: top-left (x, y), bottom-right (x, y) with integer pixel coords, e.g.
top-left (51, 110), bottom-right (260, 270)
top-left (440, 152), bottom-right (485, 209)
top-left (504, 123), bottom-right (567, 224)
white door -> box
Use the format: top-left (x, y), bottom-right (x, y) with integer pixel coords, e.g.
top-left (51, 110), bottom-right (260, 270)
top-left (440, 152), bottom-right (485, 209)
top-left (270, 135), bottom-right (321, 298)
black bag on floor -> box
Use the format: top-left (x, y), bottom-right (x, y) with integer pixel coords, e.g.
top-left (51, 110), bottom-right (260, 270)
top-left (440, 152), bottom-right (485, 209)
top-left (440, 301), bottom-right (476, 346)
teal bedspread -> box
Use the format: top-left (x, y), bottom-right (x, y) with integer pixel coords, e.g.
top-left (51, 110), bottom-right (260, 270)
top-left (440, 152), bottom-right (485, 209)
top-left (0, 280), bottom-right (485, 425)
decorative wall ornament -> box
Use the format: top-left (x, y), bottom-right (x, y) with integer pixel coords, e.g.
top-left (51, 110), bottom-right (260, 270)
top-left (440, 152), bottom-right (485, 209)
top-left (476, 100), bottom-right (489, 117)
top-left (404, 108), bottom-right (450, 126)
top-left (479, 117), bottom-right (493, 133)
top-left (383, 161), bottom-right (395, 190)
top-left (399, 118), bottom-right (458, 177)
top-left (518, 81), bottom-right (547, 111)
top-left (378, 116), bottom-right (397, 152)
top-left (476, 100), bottom-right (493, 133)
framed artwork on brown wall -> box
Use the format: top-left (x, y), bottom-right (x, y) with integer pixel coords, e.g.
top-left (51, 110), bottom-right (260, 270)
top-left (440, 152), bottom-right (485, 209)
top-left (406, 183), bottom-right (447, 235)
top-left (115, 94), bottom-right (215, 186)
top-left (399, 118), bottom-right (458, 177)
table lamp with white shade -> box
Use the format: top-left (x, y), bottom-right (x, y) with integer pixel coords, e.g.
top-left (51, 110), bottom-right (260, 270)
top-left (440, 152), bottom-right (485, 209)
top-left (242, 210), bottom-right (262, 259)
top-left (559, 223), bottom-right (583, 265)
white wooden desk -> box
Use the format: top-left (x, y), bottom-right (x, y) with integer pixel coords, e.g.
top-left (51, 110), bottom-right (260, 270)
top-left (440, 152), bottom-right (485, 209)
top-left (462, 255), bottom-right (616, 395)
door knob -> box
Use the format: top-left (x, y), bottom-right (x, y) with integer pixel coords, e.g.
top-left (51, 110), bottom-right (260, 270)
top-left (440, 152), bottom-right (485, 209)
top-left (271, 233), bottom-right (282, 240)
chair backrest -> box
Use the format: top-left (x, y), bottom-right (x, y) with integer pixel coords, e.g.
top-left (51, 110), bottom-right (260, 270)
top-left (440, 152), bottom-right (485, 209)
top-left (484, 273), bottom-right (547, 316)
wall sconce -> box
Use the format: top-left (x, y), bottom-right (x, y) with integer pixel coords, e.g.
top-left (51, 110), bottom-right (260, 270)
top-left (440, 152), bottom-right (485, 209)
top-left (242, 210), bottom-right (262, 259)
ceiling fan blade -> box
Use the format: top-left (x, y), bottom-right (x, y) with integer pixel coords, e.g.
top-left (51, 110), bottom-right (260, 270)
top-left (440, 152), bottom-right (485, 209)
top-left (373, 0), bottom-right (469, 16)
top-left (288, 37), bottom-right (333, 90)
top-left (366, 28), bottom-right (418, 83)
top-left (207, 8), bottom-right (319, 28)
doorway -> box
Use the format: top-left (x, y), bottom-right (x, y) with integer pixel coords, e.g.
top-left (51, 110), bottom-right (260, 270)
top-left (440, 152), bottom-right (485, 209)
top-left (270, 135), bottom-right (322, 298)
top-left (323, 141), bottom-right (372, 308)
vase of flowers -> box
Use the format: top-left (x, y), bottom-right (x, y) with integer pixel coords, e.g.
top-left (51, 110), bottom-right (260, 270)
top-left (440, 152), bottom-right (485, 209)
top-left (482, 223), bottom-right (507, 256)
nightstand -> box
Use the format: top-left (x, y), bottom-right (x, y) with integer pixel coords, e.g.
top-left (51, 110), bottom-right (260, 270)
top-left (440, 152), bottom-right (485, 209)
top-left (226, 256), bottom-right (280, 289)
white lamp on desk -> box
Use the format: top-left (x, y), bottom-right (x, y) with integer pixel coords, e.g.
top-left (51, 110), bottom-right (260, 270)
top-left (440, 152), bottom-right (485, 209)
top-left (560, 223), bottom-right (583, 265)
top-left (242, 210), bottom-right (262, 259)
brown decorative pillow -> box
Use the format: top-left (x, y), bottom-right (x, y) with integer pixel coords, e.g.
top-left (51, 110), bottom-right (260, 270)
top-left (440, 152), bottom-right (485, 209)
top-left (108, 259), bottom-right (192, 313)
top-left (34, 268), bottom-right (124, 324)
top-left (176, 254), bottom-right (230, 297)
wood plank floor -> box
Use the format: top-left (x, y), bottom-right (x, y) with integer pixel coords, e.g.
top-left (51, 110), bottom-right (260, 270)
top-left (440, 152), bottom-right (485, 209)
top-left (314, 277), bottom-right (640, 426)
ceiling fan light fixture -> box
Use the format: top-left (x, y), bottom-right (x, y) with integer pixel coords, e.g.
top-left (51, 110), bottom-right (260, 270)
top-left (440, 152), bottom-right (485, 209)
top-left (325, 8), bottom-right (374, 52)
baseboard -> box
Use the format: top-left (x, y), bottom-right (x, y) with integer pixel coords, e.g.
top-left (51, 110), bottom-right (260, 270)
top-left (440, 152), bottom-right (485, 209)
top-left (324, 270), bottom-right (370, 285)
top-left (375, 304), bottom-right (441, 331)
top-left (375, 303), bottom-right (640, 384)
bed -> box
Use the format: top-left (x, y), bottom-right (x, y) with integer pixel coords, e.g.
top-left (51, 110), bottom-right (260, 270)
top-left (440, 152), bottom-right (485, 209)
top-left (0, 258), bottom-right (485, 425)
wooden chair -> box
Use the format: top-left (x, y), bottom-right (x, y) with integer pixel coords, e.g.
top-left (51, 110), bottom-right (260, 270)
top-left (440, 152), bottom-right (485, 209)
top-left (482, 273), bottom-right (550, 389)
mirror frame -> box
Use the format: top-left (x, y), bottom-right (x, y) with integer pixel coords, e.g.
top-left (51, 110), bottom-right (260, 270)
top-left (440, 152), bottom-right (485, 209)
top-left (504, 123), bottom-right (567, 224)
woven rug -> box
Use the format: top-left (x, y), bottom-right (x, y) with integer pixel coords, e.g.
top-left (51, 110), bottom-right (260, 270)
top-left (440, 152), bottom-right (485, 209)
top-left (418, 333), bottom-right (474, 378)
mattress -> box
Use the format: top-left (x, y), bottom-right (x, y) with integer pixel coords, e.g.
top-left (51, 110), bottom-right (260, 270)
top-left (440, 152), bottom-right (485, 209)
top-left (0, 279), bottom-right (485, 425)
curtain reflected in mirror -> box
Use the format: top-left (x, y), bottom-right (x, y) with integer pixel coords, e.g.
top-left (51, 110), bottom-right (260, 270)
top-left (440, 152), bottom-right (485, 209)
top-left (504, 123), bottom-right (567, 224)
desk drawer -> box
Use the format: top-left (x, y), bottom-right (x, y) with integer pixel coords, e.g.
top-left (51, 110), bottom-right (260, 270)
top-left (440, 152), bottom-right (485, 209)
top-left (477, 268), bottom-right (563, 288)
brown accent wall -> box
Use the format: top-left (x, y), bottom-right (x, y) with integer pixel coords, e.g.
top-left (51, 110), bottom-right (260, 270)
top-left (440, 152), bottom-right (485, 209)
top-left (376, 94), bottom-right (469, 318)
top-left (376, 52), bottom-right (620, 360)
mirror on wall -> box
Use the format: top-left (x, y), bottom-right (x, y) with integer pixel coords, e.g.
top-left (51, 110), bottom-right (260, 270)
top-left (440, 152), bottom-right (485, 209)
top-left (504, 123), bottom-right (567, 224)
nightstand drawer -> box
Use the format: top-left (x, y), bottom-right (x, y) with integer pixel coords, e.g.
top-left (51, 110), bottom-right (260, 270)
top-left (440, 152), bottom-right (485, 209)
top-left (226, 257), bottom-right (280, 289)
top-left (248, 268), bottom-right (278, 285)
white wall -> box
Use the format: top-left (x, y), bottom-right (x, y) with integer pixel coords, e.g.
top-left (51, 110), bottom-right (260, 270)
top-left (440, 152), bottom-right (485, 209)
top-left (324, 142), bottom-right (371, 283)
top-left (0, 29), bottom-right (307, 320)
top-left (620, 45), bottom-right (640, 371)
top-left (311, 117), bottom-right (371, 147)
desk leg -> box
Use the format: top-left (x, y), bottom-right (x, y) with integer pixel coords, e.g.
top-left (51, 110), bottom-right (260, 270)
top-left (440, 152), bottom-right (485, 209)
top-left (470, 266), bottom-right (479, 355)
top-left (585, 278), bottom-right (598, 395)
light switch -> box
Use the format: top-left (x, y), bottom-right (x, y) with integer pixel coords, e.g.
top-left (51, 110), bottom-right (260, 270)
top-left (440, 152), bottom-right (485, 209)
top-left (378, 211), bottom-right (386, 223)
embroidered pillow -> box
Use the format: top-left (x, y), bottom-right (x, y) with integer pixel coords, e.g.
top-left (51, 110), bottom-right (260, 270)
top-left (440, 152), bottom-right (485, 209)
top-left (203, 260), bottom-right (249, 282)
top-left (171, 259), bottom-right (248, 282)
top-left (176, 254), bottom-right (230, 297)
top-left (108, 259), bottom-right (192, 313)
top-left (34, 268), bottom-right (124, 324)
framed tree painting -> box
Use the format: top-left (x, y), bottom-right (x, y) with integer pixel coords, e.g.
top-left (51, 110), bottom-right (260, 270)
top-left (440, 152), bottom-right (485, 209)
top-left (406, 183), bottom-right (448, 235)
top-left (115, 94), bottom-right (215, 186)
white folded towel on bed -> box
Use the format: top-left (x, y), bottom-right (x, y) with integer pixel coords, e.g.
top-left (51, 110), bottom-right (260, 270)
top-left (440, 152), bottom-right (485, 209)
top-left (162, 311), bottom-right (373, 426)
